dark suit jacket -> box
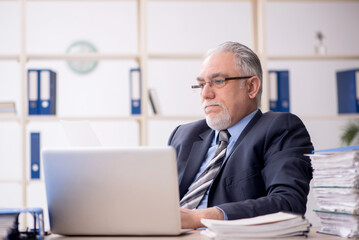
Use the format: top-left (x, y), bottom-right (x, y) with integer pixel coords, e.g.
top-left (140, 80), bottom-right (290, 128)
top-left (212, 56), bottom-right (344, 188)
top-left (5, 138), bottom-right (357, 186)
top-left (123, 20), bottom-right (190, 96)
top-left (168, 110), bottom-right (313, 220)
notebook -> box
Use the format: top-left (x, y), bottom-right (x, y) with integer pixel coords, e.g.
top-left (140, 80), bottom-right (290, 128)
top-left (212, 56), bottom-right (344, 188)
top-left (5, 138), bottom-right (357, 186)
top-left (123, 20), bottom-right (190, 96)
top-left (42, 146), bottom-right (184, 236)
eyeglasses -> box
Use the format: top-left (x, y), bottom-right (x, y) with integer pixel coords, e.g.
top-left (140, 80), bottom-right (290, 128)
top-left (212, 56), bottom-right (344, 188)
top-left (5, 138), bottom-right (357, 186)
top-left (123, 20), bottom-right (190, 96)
top-left (191, 76), bottom-right (254, 89)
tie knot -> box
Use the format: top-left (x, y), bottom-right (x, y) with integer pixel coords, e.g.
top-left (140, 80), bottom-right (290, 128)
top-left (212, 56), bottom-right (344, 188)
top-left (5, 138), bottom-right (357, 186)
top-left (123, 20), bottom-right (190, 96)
top-left (219, 130), bottom-right (230, 143)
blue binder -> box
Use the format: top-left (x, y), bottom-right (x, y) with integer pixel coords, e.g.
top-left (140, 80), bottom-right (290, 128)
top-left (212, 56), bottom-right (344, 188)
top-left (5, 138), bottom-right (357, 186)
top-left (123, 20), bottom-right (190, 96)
top-left (337, 69), bottom-right (359, 114)
top-left (28, 69), bottom-right (57, 115)
top-left (268, 70), bottom-right (290, 112)
top-left (39, 69), bottom-right (56, 115)
top-left (130, 68), bottom-right (141, 115)
top-left (28, 70), bottom-right (40, 115)
top-left (30, 132), bottom-right (40, 179)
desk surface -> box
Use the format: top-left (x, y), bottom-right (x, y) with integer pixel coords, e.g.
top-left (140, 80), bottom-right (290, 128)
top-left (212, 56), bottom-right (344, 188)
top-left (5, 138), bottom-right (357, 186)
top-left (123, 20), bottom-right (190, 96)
top-left (47, 227), bottom-right (343, 240)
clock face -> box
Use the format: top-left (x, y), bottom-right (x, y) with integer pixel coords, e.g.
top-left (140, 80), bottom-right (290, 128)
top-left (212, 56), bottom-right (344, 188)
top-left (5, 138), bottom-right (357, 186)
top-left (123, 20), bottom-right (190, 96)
top-left (66, 41), bottom-right (98, 74)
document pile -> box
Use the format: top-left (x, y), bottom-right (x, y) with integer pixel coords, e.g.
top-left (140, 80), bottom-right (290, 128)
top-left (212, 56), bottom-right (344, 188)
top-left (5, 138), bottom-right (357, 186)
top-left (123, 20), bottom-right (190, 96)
top-left (309, 146), bottom-right (359, 238)
top-left (201, 212), bottom-right (310, 239)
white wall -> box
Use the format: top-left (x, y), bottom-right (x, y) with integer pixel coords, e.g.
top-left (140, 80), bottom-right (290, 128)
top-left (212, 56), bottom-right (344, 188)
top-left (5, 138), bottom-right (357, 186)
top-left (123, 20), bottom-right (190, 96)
top-left (1, 0), bottom-right (359, 229)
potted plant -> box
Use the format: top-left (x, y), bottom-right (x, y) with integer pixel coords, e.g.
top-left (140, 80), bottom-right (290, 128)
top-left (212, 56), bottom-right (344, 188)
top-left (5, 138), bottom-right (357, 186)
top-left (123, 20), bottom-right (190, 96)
top-left (341, 120), bottom-right (359, 146)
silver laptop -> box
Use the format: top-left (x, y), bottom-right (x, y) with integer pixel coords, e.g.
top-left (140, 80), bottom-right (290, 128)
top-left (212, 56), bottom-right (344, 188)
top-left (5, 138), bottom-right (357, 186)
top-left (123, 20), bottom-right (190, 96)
top-left (42, 146), bottom-right (183, 236)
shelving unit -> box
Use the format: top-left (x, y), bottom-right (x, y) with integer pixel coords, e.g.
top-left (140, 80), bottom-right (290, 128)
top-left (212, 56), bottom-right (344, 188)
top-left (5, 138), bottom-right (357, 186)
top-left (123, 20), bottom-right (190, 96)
top-left (1, 0), bottom-right (359, 229)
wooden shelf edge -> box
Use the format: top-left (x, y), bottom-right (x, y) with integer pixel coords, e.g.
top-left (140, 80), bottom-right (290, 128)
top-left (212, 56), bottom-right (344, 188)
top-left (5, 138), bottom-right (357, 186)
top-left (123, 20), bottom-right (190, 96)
top-left (24, 0), bottom-right (136, 2)
top-left (148, 115), bottom-right (203, 120)
top-left (26, 180), bottom-right (44, 185)
top-left (148, 53), bottom-right (204, 59)
top-left (26, 115), bottom-right (142, 122)
top-left (148, 0), bottom-right (250, 2)
top-left (0, 115), bottom-right (21, 122)
top-left (268, 0), bottom-right (359, 2)
top-left (27, 53), bottom-right (139, 61)
top-left (0, 54), bottom-right (18, 61)
top-left (0, 180), bottom-right (22, 184)
top-left (300, 114), bottom-right (359, 121)
top-left (268, 54), bottom-right (359, 61)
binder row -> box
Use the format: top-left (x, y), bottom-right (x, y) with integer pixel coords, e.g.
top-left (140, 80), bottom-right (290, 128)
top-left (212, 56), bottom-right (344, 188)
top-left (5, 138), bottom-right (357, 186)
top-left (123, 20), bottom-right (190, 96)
top-left (25, 68), bottom-right (359, 116)
top-left (267, 68), bottom-right (359, 114)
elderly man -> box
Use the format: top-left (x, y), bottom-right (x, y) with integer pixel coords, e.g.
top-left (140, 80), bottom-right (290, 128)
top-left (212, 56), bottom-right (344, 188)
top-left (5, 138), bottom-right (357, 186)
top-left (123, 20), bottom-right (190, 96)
top-left (168, 41), bottom-right (313, 229)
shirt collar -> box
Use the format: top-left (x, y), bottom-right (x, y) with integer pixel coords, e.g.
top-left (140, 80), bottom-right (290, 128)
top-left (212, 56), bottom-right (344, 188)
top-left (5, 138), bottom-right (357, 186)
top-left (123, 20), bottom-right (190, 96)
top-left (214, 109), bottom-right (258, 144)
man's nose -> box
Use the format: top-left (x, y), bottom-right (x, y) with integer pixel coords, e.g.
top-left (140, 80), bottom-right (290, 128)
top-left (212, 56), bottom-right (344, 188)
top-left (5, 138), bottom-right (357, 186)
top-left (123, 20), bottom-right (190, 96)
top-left (201, 83), bottom-right (215, 99)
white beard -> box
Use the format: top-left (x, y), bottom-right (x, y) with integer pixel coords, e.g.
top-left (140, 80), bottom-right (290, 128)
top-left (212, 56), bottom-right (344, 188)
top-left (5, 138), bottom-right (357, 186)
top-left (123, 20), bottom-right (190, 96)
top-left (202, 100), bottom-right (231, 130)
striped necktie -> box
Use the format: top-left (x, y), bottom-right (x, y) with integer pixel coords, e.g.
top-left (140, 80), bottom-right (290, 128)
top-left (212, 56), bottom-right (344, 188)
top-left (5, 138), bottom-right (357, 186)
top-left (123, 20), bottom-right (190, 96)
top-left (180, 129), bottom-right (230, 209)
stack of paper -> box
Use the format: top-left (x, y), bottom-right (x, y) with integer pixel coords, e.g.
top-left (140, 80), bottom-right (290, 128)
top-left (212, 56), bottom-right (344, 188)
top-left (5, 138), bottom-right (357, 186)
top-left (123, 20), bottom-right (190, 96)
top-left (200, 212), bottom-right (310, 239)
top-left (309, 147), bottom-right (359, 237)
top-left (314, 210), bottom-right (359, 238)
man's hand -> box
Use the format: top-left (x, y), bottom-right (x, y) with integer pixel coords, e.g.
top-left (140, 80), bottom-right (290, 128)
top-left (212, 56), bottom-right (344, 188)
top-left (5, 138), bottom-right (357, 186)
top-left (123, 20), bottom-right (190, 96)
top-left (180, 207), bottom-right (224, 229)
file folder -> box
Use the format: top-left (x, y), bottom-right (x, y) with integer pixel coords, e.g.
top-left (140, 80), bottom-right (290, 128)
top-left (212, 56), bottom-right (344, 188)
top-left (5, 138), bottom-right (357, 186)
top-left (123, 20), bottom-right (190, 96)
top-left (39, 70), bottom-right (56, 115)
top-left (130, 68), bottom-right (141, 115)
top-left (269, 71), bottom-right (278, 112)
top-left (30, 132), bottom-right (40, 179)
top-left (28, 70), bottom-right (39, 115)
top-left (337, 69), bottom-right (359, 114)
top-left (268, 70), bottom-right (290, 112)
top-left (27, 69), bottom-right (57, 115)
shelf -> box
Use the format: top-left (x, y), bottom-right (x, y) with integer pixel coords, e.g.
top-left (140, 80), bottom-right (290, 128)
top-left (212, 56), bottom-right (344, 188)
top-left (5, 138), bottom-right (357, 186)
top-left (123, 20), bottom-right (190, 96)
top-left (148, 53), bottom-right (203, 60)
top-left (25, 115), bottom-right (205, 122)
top-left (149, 115), bottom-right (203, 120)
top-left (268, 54), bottom-right (359, 61)
top-left (26, 115), bottom-right (142, 122)
top-left (148, 0), bottom-right (250, 2)
top-left (0, 115), bottom-right (21, 122)
top-left (26, 179), bottom-right (44, 184)
top-left (27, 53), bottom-right (139, 61)
top-left (149, 114), bottom-right (359, 121)
top-left (268, 0), bottom-right (359, 2)
top-left (0, 180), bottom-right (22, 184)
top-left (28, 53), bottom-right (203, 61)
top-left (24, 0), bottom-right (136, 2)
top-left (0, 54), bottom-right (18, 61)
top-left (300, 114), bottom-right (359, 121)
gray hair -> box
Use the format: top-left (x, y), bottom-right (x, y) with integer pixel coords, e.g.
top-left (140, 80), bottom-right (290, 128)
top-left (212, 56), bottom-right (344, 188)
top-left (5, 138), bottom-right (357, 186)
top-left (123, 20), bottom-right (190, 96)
top-left (205, 41), bottom-right (263, 106)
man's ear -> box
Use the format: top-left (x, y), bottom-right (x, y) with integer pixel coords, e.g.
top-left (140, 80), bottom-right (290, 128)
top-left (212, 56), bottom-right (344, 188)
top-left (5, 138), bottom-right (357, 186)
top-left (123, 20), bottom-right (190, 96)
top-left (247, 76), bottom-right (261, 99)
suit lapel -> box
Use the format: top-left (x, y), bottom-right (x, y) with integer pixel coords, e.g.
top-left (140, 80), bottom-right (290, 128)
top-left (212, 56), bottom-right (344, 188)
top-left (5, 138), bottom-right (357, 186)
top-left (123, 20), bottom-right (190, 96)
top-left (179, 128), bottom-right (214, 198)
top-left (226, 109), bottom-right (263, 161)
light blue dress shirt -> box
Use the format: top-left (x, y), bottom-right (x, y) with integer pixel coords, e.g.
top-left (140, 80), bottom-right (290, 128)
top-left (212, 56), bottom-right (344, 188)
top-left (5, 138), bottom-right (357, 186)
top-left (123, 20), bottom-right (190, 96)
top-left (192, 110), bottom-right (258, 219)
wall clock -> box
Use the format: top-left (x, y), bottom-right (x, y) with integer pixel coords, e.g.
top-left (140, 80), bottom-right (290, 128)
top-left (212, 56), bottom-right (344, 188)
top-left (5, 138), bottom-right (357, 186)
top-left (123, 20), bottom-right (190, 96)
top-left (66, 40), bottom-right (98, 74)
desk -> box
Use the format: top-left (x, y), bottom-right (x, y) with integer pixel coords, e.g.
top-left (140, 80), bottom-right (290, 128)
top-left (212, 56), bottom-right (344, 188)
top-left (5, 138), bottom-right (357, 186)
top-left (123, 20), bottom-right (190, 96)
top-left (47, 227), bottom-right (343, 240)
